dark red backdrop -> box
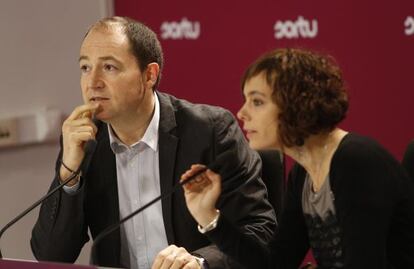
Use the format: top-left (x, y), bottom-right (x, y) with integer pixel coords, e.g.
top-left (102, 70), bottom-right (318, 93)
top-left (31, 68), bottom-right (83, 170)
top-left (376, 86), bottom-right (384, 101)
top-left (115, 0), bottom-right (414, 160)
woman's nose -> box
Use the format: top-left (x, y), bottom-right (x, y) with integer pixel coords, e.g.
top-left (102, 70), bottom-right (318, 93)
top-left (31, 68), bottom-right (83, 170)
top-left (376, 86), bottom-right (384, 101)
top-left (237, 104), bottom-right (249, 122)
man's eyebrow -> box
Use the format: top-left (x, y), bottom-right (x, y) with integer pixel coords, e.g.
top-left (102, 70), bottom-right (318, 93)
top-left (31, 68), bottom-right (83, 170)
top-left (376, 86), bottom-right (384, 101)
top-left (79, 55), bottom-right (88, 62)
top-left (78, 55), bottom-right (122, 63)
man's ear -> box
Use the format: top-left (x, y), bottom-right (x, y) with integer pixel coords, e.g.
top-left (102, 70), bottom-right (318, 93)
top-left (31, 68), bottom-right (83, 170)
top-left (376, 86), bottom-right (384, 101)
top-left (145, 63), bottom-right (160, 90)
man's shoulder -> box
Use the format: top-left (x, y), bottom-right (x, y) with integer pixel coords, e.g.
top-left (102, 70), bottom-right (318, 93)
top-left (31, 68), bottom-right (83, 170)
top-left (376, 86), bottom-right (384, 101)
top-left (157, 91), bottom-right (234, 123)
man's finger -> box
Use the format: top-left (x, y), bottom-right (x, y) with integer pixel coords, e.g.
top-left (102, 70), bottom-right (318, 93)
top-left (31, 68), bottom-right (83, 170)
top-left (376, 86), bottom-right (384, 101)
top-left (69, 132), bottom-right (96, 144)
top-left (67, 103), bottom-right (99, 121)
top-left (152, 245), bottom-right (177, 269)
top-left (182, 260), bottom-right (200, 269)
top-left (65, 117), bottom-right (97, 133)
top-left (170, 253), bottom-right (193, 269)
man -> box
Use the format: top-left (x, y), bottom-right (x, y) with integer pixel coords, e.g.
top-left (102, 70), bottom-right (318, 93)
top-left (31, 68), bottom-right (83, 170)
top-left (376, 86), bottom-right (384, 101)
top-left (31, 16), bottom-right (276, 269)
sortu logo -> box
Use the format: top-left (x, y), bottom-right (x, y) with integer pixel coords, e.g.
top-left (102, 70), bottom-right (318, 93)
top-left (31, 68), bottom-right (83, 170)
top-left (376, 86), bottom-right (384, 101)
top-left (161, 18), bottom-right (200, 40)
top-left (274, 16), bottom-right (318, 39)
top-left (405, 16), bottom-right (414, 36)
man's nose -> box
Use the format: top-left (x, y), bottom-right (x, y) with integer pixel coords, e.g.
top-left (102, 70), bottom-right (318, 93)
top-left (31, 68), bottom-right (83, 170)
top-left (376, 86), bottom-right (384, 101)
top-left (88, 69), bottom-right (104, 89)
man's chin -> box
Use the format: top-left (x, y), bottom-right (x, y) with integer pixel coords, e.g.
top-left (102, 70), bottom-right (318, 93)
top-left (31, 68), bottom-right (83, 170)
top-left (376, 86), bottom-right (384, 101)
top-left (93, 112), bottom-right (110, 123)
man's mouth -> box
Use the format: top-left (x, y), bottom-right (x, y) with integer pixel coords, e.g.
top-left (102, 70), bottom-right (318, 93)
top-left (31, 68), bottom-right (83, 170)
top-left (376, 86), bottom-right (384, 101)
top-left (90, 97), bottom-right (109, 102)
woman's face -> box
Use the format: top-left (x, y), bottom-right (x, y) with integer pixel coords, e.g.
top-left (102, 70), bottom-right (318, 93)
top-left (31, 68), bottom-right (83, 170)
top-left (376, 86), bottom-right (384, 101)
top-left (237, 72), bottom-right (280, 150)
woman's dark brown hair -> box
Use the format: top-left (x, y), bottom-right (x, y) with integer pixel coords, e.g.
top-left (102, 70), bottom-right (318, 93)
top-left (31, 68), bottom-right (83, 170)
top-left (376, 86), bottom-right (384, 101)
top-left (242, 48), bottom-right (349, 147)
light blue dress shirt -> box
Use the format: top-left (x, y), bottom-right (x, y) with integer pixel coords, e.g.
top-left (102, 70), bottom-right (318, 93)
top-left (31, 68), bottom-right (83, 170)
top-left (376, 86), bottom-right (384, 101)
top-left (108, 94), bottom-right (168, 269)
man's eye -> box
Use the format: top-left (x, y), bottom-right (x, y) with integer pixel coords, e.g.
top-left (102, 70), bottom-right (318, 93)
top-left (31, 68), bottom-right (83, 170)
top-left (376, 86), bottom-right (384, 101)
top-left (104, 64), bottom-right (117, 71)
top-left (80, 65), bottom-right (90, 72)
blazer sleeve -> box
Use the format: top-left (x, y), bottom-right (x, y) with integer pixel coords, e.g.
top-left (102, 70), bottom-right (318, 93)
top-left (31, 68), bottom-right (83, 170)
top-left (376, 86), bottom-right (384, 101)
top-left (202, 163), bottom-right (310, 269)
top-left (192, 109), bottom-right (278, 269)
top-left (30, 137), bottom-right (89, 263)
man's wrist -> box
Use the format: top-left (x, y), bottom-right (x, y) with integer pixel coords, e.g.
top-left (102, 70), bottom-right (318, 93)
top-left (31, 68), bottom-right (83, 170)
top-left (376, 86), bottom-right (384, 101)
top-left (61, 159), bottom-right (77, 174)
top-left (59, 159), bottom-right (81, 186)
top-left (64, 174), bottom-right (81, 186)
top-left (62, 179), bottom-right (81, 194)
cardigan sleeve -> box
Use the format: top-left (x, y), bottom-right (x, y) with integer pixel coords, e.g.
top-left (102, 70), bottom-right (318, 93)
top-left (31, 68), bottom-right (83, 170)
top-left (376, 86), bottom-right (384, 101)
top-left (330, 134), bottom-right (414, 268)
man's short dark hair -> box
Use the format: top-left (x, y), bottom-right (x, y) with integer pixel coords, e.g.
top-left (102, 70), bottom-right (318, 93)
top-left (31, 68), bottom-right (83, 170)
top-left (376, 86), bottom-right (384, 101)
top-left (85, 16), bottom-right (164, 90)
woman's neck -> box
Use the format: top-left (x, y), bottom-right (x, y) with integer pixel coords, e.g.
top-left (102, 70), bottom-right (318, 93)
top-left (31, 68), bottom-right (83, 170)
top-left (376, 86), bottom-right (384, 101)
top-left (284, 128), bottom-right (348, 191)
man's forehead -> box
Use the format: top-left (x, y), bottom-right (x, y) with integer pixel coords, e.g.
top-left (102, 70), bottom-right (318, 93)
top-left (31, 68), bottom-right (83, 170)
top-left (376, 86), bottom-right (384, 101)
top-left (90, 21), bottom-right (125, 35)
top-left (80, 28), bottom-right (130, 56)
top-left (79, 23), bottom-right (138, 65)
top-left (84, 26), bottom-right (127, 43)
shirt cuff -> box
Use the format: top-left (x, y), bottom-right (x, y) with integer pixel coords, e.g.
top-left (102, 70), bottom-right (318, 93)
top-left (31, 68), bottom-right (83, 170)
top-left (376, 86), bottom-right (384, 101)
top-left (194, 256), bottom-right (208, 269)
top-left (62, 180), bottom-right (80, 194)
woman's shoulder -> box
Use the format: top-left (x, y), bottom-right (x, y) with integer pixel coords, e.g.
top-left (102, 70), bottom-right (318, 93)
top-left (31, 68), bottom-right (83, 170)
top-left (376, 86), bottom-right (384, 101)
top-left (333, 132), bottom-right (396, 168)
top-left (337, 132), bottom-right (383, 152)
top-left (331, 132), bottom-right (406, 188)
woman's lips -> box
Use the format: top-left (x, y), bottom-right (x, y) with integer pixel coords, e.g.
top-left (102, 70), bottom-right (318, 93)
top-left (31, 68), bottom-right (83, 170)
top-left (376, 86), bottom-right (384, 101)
top-left (245, 130), bottom-right (257, 138)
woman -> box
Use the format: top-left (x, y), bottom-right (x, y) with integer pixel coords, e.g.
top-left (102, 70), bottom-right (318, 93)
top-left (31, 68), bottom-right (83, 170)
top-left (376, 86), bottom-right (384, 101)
top-left (181, 48), bottom-right (414, 268)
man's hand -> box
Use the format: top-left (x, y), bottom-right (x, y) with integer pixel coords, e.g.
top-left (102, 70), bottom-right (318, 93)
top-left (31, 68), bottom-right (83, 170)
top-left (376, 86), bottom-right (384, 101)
top-left (152, 245), bottom-right (202, 269)
top-left (59, 103), bottom-right (99, 185)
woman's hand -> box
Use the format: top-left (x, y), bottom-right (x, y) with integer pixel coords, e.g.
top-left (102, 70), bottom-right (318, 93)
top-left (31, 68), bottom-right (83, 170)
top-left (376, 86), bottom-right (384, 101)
top-left (181, 165), bottom-right (222, 227)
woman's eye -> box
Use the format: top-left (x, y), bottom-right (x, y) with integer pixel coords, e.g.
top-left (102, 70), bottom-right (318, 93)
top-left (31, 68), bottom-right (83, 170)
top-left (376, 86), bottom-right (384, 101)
top-left (253, 99), bottom-right (264, 106)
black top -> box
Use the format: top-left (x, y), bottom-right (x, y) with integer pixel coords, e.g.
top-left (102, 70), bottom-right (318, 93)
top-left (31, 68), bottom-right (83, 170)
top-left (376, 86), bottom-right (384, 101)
top-left (206, 133), bottom-right (414, 269)
top-left (302, 174), bottom-right (344, 268)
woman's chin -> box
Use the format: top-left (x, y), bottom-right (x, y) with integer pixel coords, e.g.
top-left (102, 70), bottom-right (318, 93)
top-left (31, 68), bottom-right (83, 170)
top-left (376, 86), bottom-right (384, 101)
top-left (249, 141), bottom-right (280, 151)
top-left (249, 142), bottom-right (266, 151)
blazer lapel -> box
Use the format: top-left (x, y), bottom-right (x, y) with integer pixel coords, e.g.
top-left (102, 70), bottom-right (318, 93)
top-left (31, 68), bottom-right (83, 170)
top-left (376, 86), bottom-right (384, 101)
top-left (157, 92), bottom-right (179, 244)
top-left (94, 123), bottom-right (121, 265)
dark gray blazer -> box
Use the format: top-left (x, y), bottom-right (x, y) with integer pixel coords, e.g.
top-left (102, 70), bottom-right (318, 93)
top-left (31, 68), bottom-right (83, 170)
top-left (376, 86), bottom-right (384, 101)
top-left (31, 92), bottom-right (276, 268)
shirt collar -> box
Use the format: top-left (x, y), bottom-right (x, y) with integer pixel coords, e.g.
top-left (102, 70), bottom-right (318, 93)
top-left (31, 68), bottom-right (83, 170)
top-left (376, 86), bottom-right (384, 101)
top-left (108, 93), bottom-right (160, 153)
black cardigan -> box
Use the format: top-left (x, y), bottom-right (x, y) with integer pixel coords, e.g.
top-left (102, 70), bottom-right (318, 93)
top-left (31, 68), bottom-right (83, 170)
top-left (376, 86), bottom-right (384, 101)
top-left (206, 133), bottom-right (414, 269)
